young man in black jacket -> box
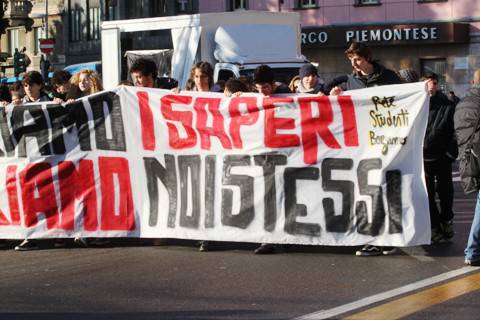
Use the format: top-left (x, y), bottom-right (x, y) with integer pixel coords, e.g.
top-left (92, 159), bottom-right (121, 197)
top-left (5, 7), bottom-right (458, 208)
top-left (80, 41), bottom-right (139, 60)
top-left (329, 42), bottom-right (401, 96)
top-left (331, 42), bottom-right (402, 256)
top-left (423, 73), bottom-right (457, 244)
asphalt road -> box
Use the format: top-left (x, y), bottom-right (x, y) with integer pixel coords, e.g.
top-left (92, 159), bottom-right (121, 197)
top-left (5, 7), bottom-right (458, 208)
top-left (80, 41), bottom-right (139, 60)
top-left (0, 171), bottom-right (479, 320)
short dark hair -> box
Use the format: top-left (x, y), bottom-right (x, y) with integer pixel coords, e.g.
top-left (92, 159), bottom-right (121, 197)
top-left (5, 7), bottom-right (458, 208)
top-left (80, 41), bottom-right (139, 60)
top-left (22, 71), bottom-right (44, 87)
top-left (345, 42), bottom-right (372, 62)
top-left (422, 72), bottom-right (438, 82)
top-left (51, 70), bottom-right (71, 87)
top-left (130, 58), bottom-right (158, 79)
top-left (253, 65), bottom-right (275, 85)
top-left (225, 78), bottom-right (249, 93)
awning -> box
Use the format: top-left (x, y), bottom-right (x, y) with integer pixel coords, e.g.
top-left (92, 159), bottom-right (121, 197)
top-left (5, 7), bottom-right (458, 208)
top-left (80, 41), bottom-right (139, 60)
top-left (63, 61), bottom-right (102, 75)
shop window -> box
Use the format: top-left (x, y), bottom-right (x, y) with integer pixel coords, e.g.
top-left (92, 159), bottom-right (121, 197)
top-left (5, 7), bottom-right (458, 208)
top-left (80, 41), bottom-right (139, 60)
top-left (355, 0), bottom-right (381, 6)
top-left (228, 0), bottom-right (248, 11)
top-left (34, 27), bottom-right (46, 55)
top-left (421, 58), bottom-right (447, 92)
top-left (296, 0), bottom-right (318, 9)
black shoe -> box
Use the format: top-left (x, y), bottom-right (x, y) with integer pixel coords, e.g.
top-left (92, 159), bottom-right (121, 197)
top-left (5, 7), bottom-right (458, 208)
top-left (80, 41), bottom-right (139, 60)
top-left (14, 239), bottom-right (39, 251)
top-left (199, 241), bottom-right (209, 252)
top-left (54, 239), bottom-right (68, 248)
top-left (254, 243), bottom-right (276, 254)
top-left (356, 245), bottom-right (382, 256)
top-left (441, 220), bottom-right (454, 239)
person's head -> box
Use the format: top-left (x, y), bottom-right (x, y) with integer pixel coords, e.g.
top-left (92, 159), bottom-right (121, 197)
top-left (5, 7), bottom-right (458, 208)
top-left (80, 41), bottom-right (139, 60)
top-left (473, 69), bottom-right (480, 85)
top-left (398, 68), bottom-right (419, 83)
top-left (224, 78), bottom-right (249, 97)
top-left (10, 90), bottom-right (22, 105)
top-left (253, 64), bottom-right (275, 95)
top-left (288, 75), bottom-right (300, 92)
top-left (190, 62), bottom-right (213, 91)
top-left (130, 58), bottom-right (157, 88)
top-left (21, 71), bottom-right (44, 100)
top-left (422, 73), bottom-right (439, 96)
top-left (70, 69), bottom-right (103, 94)
top-left (299, 64), bottom-right (318, 90)
top-left (51, 70), bottom-right (72, 95)
top-left (345, 42), bottom-right (373, 75)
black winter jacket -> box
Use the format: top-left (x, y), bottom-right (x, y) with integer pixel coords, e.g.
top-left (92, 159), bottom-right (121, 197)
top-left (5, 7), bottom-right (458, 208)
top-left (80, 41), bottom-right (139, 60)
top-left (346, 61), bottom-right (402, 90)
top-left (424, 91), bottom-right (458, 161)
top-left (454, 85), bottom-right (480, 162)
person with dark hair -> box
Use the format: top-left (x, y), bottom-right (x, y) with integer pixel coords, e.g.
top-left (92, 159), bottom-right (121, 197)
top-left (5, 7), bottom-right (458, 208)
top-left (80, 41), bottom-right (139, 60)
top-left (331, 42), bottom-right (402, 256)
top-left (50, 70), bottom-right (72, 102)
top-left (130, 58), bottom-right (178, 89)
top-left (252, 64), bottom-right (290, 255)
top-left (130, 58), bottom-right (158, 88)
top-left (253, 64), bottom-right (290, 95)
top-left (296, 63), bottom-right (326, 94)
top-left (21, 71), bottom-right (50, 104)
top-left (189, 61), bottom-right (217, 92)
top-left (14, 72), bottom-right (51, 251)
top-left (224, 78), bottom-right (249, 97)
top-left (330, 42), bottom-right (401, 95)
top-left (422, 72), bottom-right (457, 244)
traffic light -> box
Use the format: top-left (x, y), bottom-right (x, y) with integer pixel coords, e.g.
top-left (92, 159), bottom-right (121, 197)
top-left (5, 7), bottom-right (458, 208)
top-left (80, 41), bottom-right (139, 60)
top-left (13, 48), bottom-right (27, 77)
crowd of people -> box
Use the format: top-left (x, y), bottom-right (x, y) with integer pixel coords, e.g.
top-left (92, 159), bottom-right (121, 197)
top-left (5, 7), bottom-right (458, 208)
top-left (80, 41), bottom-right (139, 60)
top-left (0, 41), bottom-right (479, 267)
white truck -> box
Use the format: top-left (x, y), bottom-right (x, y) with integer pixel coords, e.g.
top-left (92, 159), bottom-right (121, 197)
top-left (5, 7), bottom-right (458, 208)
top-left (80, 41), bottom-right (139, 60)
top-left (100, 11), bottom-right (307, 89)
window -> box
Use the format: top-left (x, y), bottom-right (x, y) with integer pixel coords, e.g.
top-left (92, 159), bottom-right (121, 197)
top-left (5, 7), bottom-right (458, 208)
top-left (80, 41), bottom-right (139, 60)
top-left (105, 0), bottom-right (117, 20)
top-left (421, 58), bottom-right (447, 92)
top-left (68, 0), bottom-right (101, 42)
top-left (34, 27), bottom-right (46, 55)
top-left (8, 29), bottom-right (20, 56)
top-left (228, 0), bottom-right (248, 11)
top-left (150, 0), bottom-right (169, 16)
top-left (355, 0), bottom-right (381, 5)
top-left (176, 0), bottom-right (193, 13)
top-left (69, 0), bottom-right (86, 42)
top-left (297, 0), bottom-right (317, 9)
top-left (87, 0), bottom-right (100, 40)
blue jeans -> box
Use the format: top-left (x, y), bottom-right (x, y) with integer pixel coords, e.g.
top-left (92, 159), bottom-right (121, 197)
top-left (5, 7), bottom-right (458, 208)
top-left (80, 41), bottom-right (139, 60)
top-left (465, 191), bottom-right (480, 262)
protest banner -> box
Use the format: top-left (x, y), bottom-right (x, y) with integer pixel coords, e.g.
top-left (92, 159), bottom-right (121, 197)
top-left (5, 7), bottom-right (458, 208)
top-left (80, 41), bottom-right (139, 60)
top-left (0, 82), bottom-right (430, 246)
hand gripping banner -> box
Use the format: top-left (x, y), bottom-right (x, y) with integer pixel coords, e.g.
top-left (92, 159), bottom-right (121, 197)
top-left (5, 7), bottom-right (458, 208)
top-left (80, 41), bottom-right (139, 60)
top-left (0, 82), bottom-right (430, 246)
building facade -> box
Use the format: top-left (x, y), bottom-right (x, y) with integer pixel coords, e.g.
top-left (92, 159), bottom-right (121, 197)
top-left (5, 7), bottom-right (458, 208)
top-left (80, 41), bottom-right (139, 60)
top-left (201, 0), bottom-right (480, 96)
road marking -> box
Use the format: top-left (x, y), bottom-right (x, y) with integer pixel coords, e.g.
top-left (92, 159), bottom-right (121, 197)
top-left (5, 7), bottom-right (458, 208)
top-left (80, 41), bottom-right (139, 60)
top-left (344, 271), bottom-right (480, 320)
top-left (294, 267), bottom-right (479, 320)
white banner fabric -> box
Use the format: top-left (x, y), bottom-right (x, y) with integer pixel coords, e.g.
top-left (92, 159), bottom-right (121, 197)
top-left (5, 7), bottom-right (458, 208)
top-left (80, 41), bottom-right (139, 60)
top-left (0, 82), bottom-right (430, 246)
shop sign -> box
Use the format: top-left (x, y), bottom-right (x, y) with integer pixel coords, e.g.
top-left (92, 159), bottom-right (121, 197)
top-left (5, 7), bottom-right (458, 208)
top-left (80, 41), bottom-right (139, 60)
top-left (301, 22), bottom-right (469, 48)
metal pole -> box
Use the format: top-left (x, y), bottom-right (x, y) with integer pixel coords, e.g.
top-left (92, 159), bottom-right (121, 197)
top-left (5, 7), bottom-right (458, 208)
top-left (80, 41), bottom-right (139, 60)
top-left (45, 0), bottom-right (48, 36)
top-left (44, 0), bottom-right (49, 82)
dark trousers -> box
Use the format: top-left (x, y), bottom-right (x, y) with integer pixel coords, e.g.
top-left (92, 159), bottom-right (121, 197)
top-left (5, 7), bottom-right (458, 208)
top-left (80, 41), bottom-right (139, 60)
top-left (424, 158), bottom-right (454, 229)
